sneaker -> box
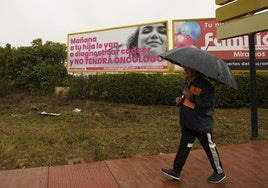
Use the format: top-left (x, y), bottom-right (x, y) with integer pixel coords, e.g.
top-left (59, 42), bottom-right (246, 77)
top-left (161, 168), bottom-right (180, 180)
top-left (208, 172), bottom-right (226, 183)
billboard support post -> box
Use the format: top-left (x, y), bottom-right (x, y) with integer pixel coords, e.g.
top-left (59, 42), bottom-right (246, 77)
top-left (249, 33), bottom-right (258, 139)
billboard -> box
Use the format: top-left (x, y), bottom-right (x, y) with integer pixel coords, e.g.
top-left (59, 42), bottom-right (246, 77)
top-left (67, 21), bottom-right (169, 72)
top-left (173, 18), bottom-right (268, 71)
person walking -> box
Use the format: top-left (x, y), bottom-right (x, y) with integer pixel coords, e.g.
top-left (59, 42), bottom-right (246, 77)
top-left (162, 67), bottom-right (226, 184)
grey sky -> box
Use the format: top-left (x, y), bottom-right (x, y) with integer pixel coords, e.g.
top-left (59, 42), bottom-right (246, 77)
top-left (0, 0), bottom-right (217, 47)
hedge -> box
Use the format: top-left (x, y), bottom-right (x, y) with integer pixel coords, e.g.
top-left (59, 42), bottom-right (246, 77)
top-left (68, 73), bottom-right (268, 108)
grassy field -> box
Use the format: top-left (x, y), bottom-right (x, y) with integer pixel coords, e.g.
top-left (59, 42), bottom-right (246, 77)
top-left (0, 93), bottom-right (267, 170)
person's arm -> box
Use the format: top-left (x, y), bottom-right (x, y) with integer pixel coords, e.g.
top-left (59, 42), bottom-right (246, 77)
top-left (176, 82), bottom-right (187, 106)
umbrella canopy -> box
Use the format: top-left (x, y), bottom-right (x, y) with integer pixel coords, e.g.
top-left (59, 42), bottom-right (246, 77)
top-left (160, 47), bottom-right (238, 90)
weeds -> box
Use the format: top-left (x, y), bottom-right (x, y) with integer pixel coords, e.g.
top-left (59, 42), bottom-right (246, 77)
top-left (0, 94), bottom-right (267, 170)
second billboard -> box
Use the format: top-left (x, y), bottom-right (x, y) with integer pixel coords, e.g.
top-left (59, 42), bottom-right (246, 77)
top-left (173, 18), bottom-right (268, 71)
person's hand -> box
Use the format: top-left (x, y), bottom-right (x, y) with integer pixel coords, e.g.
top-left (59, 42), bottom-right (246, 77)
top-left (176, 96), bottom-right (184, 105)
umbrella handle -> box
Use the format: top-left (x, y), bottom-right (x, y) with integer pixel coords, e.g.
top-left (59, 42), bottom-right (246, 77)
top-left (205, 42), bottom-right (211, 51)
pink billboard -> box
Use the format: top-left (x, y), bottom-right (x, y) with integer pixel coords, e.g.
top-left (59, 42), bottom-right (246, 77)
top-left (173, 18), bottom-right (268, 71)
top-left (67, 21), bottom-right (168, 72)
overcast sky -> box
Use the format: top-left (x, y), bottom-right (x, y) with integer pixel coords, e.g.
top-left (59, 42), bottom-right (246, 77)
top-left (0, 0), bottom-right (218, 47)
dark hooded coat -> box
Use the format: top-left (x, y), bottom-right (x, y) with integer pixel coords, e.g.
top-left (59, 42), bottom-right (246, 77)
top-left (179, 75), bottom-right (215, 133)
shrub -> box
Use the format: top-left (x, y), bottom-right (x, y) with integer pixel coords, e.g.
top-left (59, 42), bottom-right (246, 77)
top-left (68, 73), bottom-right (268, 108)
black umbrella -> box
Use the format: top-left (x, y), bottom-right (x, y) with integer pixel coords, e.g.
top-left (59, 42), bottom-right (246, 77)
top-left (160, 47), bottom-right (238, 90)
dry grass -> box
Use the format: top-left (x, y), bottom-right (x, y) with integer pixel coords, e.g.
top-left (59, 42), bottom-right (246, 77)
top-left (0, 94), bottom-right (267, 170)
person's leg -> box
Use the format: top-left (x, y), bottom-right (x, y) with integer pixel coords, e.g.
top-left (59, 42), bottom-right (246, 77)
top-left (197, 132), bottom-right (226, 183)
top-left (162, 128), bottom-right (196, 180)
top-left (173, 128), bottom-right (196, 173)
top-left (198, 132), bottom-right (223, 173)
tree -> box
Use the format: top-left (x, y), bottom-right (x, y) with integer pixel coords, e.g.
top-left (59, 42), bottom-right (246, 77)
top-left (2, 38), bottom-right (68, 94)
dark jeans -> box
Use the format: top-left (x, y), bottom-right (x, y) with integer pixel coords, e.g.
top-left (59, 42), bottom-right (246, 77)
top-left (173, 128), bottom-right (224, 174)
